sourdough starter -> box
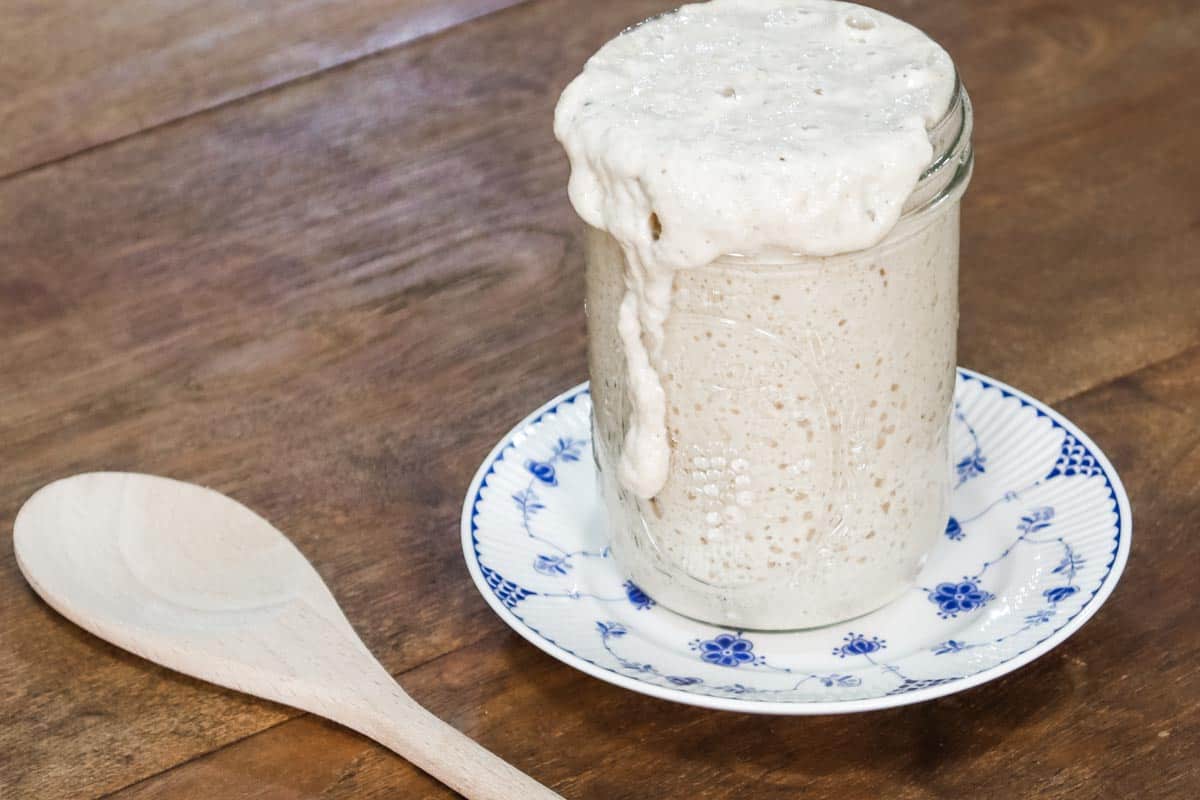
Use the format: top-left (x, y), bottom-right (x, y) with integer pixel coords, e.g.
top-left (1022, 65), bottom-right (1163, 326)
top-left (556, 0), bottom-right (972, 628)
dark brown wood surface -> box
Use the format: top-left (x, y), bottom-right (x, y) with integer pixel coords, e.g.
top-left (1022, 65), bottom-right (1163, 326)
top-left (0, 1), bottom-right (1196, 797)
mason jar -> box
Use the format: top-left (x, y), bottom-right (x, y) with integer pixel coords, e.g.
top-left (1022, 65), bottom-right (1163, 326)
top-left (586, 81), bottom-right (974, 630)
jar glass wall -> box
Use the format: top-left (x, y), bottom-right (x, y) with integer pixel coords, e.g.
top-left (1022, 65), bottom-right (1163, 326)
top-left (586, 87), bottom-right (974, 629)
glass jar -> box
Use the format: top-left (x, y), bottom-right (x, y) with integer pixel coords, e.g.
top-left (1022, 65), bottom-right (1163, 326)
top-left (586, 82), bottom-right (974, 629)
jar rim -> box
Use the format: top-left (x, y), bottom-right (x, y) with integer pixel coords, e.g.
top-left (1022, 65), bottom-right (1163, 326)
top-left (906, 75), bottom-right (974, 215)
top-left (923, 73), bottom-right (967, 181)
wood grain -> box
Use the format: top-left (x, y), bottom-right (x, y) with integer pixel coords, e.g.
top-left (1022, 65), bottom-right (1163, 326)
top-left (0, 0), bottom-right (529, 177)
top-left (0, 0), bottom-right (1197, 797)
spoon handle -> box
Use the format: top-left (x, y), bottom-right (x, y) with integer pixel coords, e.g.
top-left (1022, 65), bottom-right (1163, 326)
top-left (350, 684), bottom-right (564, 800)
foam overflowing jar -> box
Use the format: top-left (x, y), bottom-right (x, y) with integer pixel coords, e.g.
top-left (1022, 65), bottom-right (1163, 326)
top-left (556, 0), bottom-right (974, 629)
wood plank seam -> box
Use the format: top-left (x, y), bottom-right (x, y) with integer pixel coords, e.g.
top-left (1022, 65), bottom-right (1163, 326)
top-left (1040, 339), bottom-right (1200, 409)
top-left (0, 0), bottom-right (535, 185)
top-left (92, 718), bottom-right (295, 800)
top-left (87, 624), bottom-right (529, 799)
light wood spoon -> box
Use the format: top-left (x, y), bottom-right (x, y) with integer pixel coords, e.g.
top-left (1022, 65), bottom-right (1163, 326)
top-left (13, 472), bottom-right (562, 800)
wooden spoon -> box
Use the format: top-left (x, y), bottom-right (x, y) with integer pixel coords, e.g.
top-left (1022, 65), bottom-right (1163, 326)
top-left (13, 472), bottom-right (562, 800)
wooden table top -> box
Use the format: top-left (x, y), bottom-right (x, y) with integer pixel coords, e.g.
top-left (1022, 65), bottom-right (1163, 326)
top-left (1, 1), bottom-right (1197, 797)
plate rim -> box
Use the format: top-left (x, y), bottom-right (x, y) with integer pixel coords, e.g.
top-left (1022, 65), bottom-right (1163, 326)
top-left (460, 367), bottom-right (1132, 714)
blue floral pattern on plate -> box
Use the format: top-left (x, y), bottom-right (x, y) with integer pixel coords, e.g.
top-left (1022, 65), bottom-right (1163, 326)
top-left (463, 369), bottom-right (1131, 714)
top-left (694, 633), bottom-right (758, 667)
top-left (834, 633), bottom-right (886, 658)
top-left (623, 581), bottom-right (655, 611)
top-left (928, 580), bottom-right (993, 618)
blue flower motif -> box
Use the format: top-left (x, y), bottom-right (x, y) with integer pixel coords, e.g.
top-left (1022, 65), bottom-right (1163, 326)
top-left (596, 621), bottom-right (627, 639)
top-left (818, 674), bottom-right (862, 687)
top-left (552, 437), bottom-right (584, 462)
top-left (695, 633), bottom-right (757, 667)
top-left (623, 580), bottom-right (655, 610)
top-left (1025, 608), bottom-right (1054, 625)
top-left (525, 459), bottom-right (557, 486)
top-left (945, 516), bottom-right (964, 541)
top-left (1043, 586), bottom-right (1078, 604)
top-left (928, 579), bottom-right (994, 618)
top-left (511, 488), bottom-right (545, 515)
top-left (533, 554), bottom-right (570, 576)
top-left (667, 676), bottom-right (703, 686)
top-left (933, 639), bottom-right (969, 655)
top-left (834, 632), bottom-right (886, 658)
top-left (1052, 551), bottom-right (1085, 577)
top-left (1018, 506), bottom-right (1055, 534)
top-left (955, 448), bottom-right (987, 483)
top-left (715, 683), bottom-right (752, 694)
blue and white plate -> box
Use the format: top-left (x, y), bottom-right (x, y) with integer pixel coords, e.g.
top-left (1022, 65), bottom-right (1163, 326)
top-left (462, 369), bottom-right (1130, 714)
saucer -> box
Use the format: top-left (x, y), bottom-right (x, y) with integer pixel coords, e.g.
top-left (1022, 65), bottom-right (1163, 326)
top-left (461, 369), bottom-right (1130, 714)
